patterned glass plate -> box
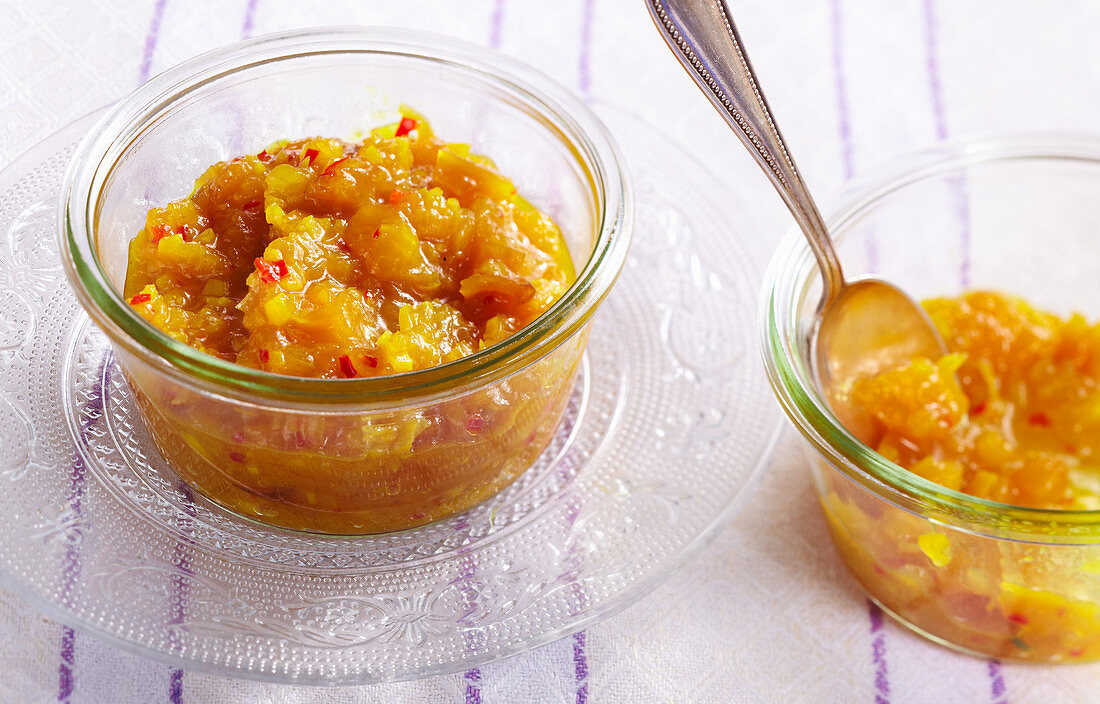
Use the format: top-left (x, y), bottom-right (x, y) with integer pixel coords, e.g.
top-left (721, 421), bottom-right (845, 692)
top-left (0, 104), bottom-right (781, 684)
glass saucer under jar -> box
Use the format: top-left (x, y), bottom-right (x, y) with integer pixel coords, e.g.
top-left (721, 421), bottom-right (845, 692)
top-left (0, 99), bottom-right (781, 683)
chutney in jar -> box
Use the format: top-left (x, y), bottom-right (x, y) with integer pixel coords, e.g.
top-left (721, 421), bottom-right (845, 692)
top-left (124, 111), bottom-right (574, 378)
top-left (121, 110), bottom-right (581, 533)
top-left (824, 290), bottom-right (1100, 660)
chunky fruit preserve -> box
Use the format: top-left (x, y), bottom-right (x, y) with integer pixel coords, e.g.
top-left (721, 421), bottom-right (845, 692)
top-left (125, 110), bottom-right (574, 379)
top-left (825, 290), bottom-right (1100, 660)
top-left (120, 110), bottom-right (583, 534)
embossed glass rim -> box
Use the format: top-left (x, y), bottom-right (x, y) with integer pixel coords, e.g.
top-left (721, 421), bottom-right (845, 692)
top-left (762, 132), bottom-right (1100, 541)
top-left (60, 27), bottom-right (632, 406)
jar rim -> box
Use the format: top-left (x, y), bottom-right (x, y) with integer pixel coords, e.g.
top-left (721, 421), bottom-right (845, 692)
top-left (761, 132), bottom-right (1100, 533)
top-left (60, 27), bottom-right (632, 406)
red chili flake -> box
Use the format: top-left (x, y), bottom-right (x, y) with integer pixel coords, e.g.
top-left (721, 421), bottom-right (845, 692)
top-left (389, 189), bottom-right (407, 204)
top-left (232, 431), bottom-right (246, 443)
top-left (465, 415), bottom-right (486, 434)
top-left (258, 348), bottom-right (270, 363)
top-left (337, 239), bottom-right (352, 252)
top-left (362, 354), bottom-right (378, 368)
top-left (229, 451), bottom-right (246, 463)
top-left (150, 224), bottom-right (173, 243)
top-left (1070, 648), bottom-right (1085, 658)
top-left (1029, 412), bottom-right (1052, 427)
top-left (243, 199), bottom-right (263, 210)
top-left (293, 431), bottom-right (307, 448)
top-left (971, 401), bottom-right (986, 416)
top-left (339, 354), bottom-right (358, 378)
top-left (254, 257), bottom-right (288, 283)
top-left (178, 224), bottom-right (195, 241)
top-left (129, 293), bottom-right (151, 305)
top-left (395, 116), bottom-right (417, 137)
top-left (303, 147), bottom-right (319, 164)
top-left (322, 156), bottom-right (348, 176)
top-left (1008, 612), bottom-right (1029, 625)
top-left (257, 149), bottom-right (271, 162)
top-left (372, 228), bottom-right (381, 238)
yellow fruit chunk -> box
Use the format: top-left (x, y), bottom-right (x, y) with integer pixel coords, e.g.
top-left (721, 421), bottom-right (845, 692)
top-left (918, 533), bottom-right (952, 567)
top-left (263, 294), bottom-right (294, 326)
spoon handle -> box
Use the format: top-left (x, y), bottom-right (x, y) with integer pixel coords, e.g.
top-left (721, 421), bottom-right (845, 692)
top-left (646, 0), bottom-right (844, 300)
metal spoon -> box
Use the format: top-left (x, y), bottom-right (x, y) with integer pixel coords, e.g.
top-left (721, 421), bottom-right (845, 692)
top-left (646, 0), bottom-right (947, 439)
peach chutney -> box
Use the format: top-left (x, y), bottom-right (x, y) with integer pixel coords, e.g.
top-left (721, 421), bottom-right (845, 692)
top-left (825, 290), bottom-right (1100, 660)
top-left (124, 111), bottom-right (574, 378)
top-left (121, 110), bottom-right (580, 533)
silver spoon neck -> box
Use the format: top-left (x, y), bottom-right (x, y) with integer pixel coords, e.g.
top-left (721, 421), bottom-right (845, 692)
top-left (646, 0), bottom-right (846, 300)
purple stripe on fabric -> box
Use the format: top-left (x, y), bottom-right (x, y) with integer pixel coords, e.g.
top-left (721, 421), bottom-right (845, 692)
top-left (556, 383), bottom-right (590, 698)
top-left (564, 493), bottom-right (588, 611)
top-left (58, 356), bottom-right (111, 701)
top-left (578, 0), bottom-right (595, 94)
top-left (169, 669), bottom-right (184, 704)
top-left (488, 0), bottom-right (505, 49)
top-left (57, 464), bottom-right (87, 700)
top-left (564, 488), bottom-right (589, 701)
top-left (572, 631), bottom-right (588, 680)
top-left (988, 660), bottom-right (1007, 704)
top-left (58, 627), bottom-right (75, 701)
top-left (830, 0), bottom-right (854, 180)
top-left (921, 0), bottom-right (948, 141)
top-left (242, 0), bottom-right (259, 39)
top-left (922, 0), bottom-right (970, 286)
top-left (464, 668), bottom-right (482, 704)
top-left (572, 631), bottom-right (589, 704)
top-left (829, 0), bottom-right (876, 270)
top-left (949, 172), bottom-right (971, 286)
top-left (168, 484), bottom-right (195, 703)
top-left (868, 601), bottom-right (890, 704)
top-left (138, 0), bottom-right (169, 83)
top-left (454, 509), bottom-right (484, 699)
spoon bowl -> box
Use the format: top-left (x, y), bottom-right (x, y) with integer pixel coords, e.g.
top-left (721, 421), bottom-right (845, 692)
top-left (814, 277), bottom-right (948, 440)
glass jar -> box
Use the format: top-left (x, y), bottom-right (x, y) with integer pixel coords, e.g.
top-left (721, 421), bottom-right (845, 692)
top-left (762, 134), bottom-right (1100, 661)
top-left (61, 28), bottom-right (631, 534)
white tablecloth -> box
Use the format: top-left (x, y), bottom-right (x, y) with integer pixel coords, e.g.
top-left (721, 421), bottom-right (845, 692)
top-left (4, 0), bottom-right (1100, 701)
